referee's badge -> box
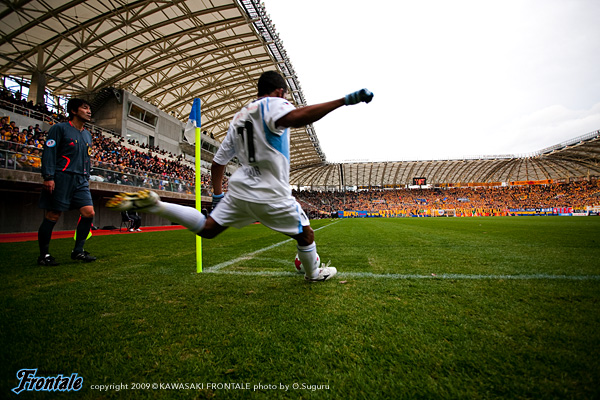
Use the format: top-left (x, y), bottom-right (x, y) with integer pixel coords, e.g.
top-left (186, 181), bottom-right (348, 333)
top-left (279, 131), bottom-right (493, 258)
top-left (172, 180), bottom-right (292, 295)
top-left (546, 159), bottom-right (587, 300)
top-left (46, 139), bottom-right (56, 147)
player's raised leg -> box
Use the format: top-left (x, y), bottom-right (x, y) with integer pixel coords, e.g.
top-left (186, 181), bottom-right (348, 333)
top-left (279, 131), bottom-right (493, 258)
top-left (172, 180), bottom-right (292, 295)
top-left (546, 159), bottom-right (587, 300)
top-left (107, 190), bottom-right (206, 234)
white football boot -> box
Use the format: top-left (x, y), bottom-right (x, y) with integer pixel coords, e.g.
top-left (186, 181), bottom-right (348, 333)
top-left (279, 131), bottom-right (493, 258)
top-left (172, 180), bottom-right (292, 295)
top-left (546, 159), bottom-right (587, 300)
top-left (305, 261), bottom-right (337, 282)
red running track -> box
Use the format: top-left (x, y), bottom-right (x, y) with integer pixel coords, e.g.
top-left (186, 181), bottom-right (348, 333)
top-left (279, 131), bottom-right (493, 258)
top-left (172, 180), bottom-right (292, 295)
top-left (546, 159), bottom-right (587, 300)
top-left (0, 225), bottom-right (186, 243)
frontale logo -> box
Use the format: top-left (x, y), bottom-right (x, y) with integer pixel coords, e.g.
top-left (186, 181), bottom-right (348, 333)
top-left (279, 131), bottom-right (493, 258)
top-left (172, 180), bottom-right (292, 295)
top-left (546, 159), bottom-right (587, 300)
top-left (12, 369), bottom-right (83, 395)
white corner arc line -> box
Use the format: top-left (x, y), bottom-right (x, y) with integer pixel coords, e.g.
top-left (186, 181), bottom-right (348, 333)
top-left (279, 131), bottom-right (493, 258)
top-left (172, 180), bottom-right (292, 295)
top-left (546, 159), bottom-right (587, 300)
top-left (206, 221), bottom-right (340, 272)
top-left (206, 270), bottom-right (600, 280)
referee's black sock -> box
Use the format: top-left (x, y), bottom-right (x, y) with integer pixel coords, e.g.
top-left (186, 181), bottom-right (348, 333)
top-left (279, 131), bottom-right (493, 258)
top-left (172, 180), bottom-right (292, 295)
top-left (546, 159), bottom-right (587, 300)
top-left (38, 218), bottom-right (57, 256)
top-left (74, 217), bottom-right (93, 253)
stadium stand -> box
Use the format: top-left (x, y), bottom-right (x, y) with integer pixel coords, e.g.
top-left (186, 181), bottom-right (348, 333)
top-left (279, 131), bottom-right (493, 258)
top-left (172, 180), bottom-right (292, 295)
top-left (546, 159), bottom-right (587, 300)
top-left (4, 89), bottom-right (597, 231)
top-left (1, 1), bottom-right (599, 233)
top-left (294, 181), bottom-right (600, 219)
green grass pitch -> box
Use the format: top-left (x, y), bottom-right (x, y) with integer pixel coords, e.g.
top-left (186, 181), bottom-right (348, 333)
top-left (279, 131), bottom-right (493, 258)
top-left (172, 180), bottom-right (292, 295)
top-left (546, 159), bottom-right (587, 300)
top-left (1, 217), bottom-right (599, 399)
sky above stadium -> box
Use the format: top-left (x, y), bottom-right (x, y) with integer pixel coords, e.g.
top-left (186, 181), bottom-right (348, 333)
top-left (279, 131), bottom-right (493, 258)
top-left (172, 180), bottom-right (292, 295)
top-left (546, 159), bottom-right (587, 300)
top-left (262, 0), bottom-right (600, 162)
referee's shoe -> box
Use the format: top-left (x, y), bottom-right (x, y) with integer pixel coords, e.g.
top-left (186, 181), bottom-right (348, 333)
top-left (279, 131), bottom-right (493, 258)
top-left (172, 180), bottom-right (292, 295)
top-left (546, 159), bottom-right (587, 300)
top-left (71, 250), bottom-right (97, 262)
top-left (38, 254), bottom-right (60, 266)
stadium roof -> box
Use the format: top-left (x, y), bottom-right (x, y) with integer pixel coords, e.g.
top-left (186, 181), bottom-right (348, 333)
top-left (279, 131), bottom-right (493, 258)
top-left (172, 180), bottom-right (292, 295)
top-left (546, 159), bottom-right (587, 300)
top-left (290, 130), bottom-right (600, 188)
top-left (0, 0), bottom-right (325, 169)
top-left (1, 0), bottom-right (599, 188)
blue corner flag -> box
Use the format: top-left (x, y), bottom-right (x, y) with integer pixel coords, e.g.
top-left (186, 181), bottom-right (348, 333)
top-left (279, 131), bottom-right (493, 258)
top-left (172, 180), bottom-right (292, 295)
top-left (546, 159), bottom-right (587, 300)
top-left (184, 98), bottom-right (201, 145)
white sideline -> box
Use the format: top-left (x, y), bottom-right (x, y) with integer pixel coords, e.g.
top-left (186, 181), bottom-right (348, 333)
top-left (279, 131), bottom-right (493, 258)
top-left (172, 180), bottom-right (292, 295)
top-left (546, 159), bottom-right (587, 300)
top-left (339, 272), bottom-right (600, 280)
top-left (206, 221), bottom-right (340, 272)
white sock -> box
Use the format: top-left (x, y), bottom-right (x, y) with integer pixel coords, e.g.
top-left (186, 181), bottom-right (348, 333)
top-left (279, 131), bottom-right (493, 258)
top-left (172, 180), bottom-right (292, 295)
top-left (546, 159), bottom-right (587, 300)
top-left (152, 201), bottom-right (206, 234)
top-left (297, 242), bottom-right (320, 279)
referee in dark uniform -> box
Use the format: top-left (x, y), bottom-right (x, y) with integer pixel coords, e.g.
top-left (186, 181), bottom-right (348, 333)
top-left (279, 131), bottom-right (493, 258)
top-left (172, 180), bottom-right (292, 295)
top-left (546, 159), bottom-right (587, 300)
top-left (37, 98), bottom-right (97, 265)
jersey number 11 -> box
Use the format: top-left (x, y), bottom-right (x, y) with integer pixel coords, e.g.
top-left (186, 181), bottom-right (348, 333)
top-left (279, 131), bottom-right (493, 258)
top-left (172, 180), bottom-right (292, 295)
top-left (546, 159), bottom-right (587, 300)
top-left (237, 121), bottom-right (256, 163)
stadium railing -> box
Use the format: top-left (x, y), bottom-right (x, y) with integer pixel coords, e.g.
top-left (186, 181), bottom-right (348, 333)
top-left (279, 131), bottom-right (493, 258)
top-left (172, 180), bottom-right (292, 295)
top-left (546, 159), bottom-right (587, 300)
top-left (0, 98), bottom-right (60, 124)
top-left (89, 161), bottom-right (198, 195)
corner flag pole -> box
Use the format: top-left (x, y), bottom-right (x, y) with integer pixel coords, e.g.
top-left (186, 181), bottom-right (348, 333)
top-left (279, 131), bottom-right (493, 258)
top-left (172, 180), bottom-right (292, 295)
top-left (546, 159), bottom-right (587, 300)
top-left (188, 98), bottom-right (202, 273)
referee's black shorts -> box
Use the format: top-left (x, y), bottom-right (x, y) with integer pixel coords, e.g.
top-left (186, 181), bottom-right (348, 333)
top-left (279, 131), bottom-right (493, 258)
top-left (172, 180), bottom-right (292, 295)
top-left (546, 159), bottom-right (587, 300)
top-left (39, 171), bottom-right (93, 212)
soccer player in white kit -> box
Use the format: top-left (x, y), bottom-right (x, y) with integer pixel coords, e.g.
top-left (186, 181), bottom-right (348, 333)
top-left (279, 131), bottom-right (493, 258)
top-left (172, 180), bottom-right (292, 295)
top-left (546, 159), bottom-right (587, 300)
top-left (108, 71), bottom-right (373, 281)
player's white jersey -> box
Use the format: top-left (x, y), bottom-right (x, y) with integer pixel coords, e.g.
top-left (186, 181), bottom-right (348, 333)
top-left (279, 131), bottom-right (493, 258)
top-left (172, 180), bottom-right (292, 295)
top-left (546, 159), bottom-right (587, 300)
top-left (213, 96), bottom-right (296, 203)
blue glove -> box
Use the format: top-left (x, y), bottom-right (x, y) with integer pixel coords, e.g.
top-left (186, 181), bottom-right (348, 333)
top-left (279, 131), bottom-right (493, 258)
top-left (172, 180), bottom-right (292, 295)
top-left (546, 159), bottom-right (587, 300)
top-left (212, 193), bottom-right (224, 210)
top-left (344, 89), bottom-right (374, 105)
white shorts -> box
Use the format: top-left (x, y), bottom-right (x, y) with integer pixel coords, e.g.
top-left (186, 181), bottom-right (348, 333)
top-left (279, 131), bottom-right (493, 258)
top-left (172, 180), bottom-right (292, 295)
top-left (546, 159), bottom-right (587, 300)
top-left (210, 194), bottom-right (310, 236)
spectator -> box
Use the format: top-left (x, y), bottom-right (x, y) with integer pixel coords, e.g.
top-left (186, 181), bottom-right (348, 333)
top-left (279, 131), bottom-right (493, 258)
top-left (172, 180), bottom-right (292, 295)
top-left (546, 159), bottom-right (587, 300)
top-left (27, 147), bottom-right (42, 170)
top-left (121, 175), bottom-right (133, 185)
top-left (125, 211), bottom-right (142, 232)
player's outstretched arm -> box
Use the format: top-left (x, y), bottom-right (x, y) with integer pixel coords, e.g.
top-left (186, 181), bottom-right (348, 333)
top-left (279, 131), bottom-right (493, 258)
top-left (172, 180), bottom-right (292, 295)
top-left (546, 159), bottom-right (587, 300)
top-left (277, 98), bottom-right (344, 128)
top-left (277, 89), bottom-right (373, 128)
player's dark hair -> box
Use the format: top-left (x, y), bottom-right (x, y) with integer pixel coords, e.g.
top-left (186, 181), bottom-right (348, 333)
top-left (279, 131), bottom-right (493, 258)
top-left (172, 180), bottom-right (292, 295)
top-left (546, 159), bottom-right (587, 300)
top-left (257, 71), bottom-right (288, 96)
top-left (67, 98), bottom-right (91, 120)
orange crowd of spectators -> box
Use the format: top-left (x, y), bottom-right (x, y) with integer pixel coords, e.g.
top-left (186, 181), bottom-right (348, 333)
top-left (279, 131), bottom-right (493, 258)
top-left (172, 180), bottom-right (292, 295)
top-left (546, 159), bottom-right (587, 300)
top-left (293, 180), bottom-right (600, 217)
